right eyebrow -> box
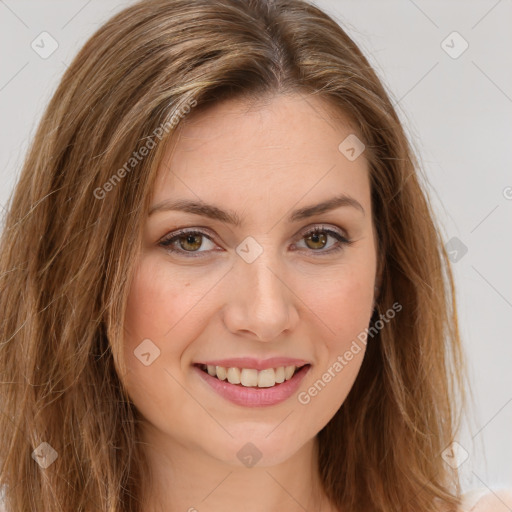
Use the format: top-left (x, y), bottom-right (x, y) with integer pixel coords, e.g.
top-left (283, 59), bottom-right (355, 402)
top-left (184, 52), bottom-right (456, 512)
top-left (148, 193), bottom-right (365, 226)
top-left (149, 199), bottom-right (242, 225)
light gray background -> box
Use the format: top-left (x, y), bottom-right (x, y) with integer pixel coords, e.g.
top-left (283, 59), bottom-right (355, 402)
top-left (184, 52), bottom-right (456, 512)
top-left (0, 0), bottom-right (510, 495)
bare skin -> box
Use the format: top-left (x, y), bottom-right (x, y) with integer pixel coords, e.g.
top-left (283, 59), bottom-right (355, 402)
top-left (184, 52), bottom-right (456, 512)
top-left (121, 92), bottom-right (378, 512)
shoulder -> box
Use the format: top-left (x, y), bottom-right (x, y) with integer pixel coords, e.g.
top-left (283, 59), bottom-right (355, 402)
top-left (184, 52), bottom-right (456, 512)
top-left (459, 487), bottom-right (512, 512)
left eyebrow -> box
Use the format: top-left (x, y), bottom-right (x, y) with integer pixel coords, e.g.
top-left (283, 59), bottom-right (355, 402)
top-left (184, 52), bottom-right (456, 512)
top-left (148, 193), bottom-right (365, 225)
top-left (289, 194), bottom-right (365, 221)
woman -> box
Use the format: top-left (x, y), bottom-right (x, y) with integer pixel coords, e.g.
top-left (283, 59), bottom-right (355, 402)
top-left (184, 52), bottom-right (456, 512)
top-left (0, 0), bottom-right (509, 510)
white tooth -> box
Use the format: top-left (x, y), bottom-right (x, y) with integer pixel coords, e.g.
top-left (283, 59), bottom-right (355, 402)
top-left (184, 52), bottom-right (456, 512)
top-left (257, 368), bottom-right (276, 388)
top-left (284, 365), bottom-right (296, 380)
top-left (226, 367), bottom-right (241, 384)
top-left (207, 365), bottom-right (216, 376)
top-left (241, 368), bottom-right (258, 387)
top-left (216, 366), bottom-right (227, 380)
top-left (274, 366), bottom-right (285, 384)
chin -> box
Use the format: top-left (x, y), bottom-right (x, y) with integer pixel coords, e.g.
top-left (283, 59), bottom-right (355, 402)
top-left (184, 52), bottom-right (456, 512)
top-left (202, 424), bottom-right (314, 469)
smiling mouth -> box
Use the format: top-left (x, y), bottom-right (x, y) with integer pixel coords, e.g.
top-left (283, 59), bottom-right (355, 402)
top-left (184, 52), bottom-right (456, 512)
top-left (195, 363), bottom-right (310, 388)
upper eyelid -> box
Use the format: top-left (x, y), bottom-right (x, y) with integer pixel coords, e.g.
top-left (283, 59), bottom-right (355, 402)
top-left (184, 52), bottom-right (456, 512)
top-left (162, 222), bottom-right (348, 238)
top-left (159, 224), bottom-right (349, 249)
top-left (162, 223), bottom-right (347, 239)
top-left (297, 224), bottom-right (348, 238)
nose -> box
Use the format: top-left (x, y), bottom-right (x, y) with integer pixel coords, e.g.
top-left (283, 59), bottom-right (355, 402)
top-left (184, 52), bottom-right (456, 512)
top-left (222, 251), bottom-right (299, 342)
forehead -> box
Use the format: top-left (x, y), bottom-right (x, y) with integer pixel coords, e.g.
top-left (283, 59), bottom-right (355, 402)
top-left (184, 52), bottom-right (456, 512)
top-left (151, 93), bottom-right (370, 219)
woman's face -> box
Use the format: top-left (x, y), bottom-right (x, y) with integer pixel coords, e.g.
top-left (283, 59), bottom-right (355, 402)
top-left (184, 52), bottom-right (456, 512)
top-left (122, 93), bottom-right (377, 468)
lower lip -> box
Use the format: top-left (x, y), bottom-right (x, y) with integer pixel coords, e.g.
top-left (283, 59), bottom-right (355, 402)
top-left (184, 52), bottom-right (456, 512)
top-left (193, 364), bottom-right (311, 407)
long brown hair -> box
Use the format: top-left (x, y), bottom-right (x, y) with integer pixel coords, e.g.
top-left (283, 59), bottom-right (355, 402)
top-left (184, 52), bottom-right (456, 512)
top-left (0, 0), bottom-right (468, 510)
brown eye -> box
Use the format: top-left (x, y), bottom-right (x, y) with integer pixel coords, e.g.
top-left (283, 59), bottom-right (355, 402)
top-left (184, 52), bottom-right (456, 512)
top-left (178, 233), bottom-right (203, 252)
top-left (294, 226), bottom-right (353, 256)
top-left (304, 231), bottom-right (328, 250)
top-left (159, 229), bottom-right (217, 256)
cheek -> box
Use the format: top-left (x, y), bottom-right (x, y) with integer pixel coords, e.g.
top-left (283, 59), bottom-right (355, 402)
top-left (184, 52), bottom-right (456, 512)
top-left (122, 254), bottom-right (228, 402)
top-left (294, 269), bottom-right (373, 424)
top-left (121, 257), bottom-right (206, 422)
top-left (123, 255), bottom-right (215, 351)
top-left (124, 258), bottom-right (179, 343)
top-left (302, 264), bottom-right (375, 347)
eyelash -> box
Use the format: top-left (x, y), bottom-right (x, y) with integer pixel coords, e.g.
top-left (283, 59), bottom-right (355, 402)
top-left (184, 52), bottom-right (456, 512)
top-left (158, 225), bottom-right (354, 258)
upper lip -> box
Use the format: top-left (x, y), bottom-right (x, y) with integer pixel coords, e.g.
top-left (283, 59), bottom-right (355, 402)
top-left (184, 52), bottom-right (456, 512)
top-left (194, 357), bottom-right (311, 371)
